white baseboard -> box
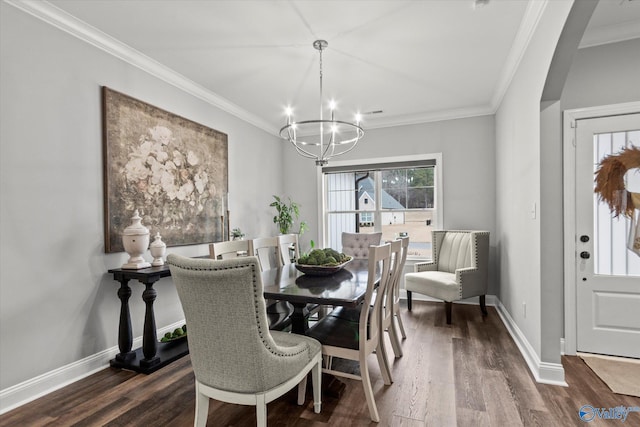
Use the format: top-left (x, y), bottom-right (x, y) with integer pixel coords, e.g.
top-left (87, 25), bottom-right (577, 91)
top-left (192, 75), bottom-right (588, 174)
top-left (402, 292), bottom-right (566, 386)
top-left (0, 319), bottom-right (185, 415)
top-left (494, 301), bottom-right (567, 386)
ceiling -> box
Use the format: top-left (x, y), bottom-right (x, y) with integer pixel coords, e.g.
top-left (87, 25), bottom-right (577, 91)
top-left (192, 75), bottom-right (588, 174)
top-left (21, 0), bottom-right (640, 134)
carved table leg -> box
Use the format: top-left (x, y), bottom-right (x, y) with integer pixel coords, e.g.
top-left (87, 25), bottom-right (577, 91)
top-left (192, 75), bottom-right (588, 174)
top-left (290, 303), bottom-right (309, 335)
top-left (140, 282), bottom-right (160, 368)
top-left (115, 279), bottom-right (135, 363)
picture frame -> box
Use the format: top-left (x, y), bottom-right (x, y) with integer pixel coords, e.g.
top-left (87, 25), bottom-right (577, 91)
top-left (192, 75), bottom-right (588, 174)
top-left (102, 87), bottom-right (228, 253)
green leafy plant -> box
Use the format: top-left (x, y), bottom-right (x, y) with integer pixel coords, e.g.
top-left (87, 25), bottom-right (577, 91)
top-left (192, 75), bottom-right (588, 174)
top-left (231, 227), bottom-right (245, 240)
top-left (270, 195), bottom-right (308, 235)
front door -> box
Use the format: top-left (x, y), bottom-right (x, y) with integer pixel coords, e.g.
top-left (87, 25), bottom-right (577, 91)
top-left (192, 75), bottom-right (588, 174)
top-left (575, 113), bottom-right (640, 358)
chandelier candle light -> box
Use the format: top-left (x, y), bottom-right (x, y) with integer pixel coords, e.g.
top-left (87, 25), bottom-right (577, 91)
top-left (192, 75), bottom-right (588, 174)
top-left (280, 40), bottom-right (364, 166)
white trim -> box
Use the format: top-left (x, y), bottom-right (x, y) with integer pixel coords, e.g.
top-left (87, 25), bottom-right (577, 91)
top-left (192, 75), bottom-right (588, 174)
top-left (562, 101), bottom-right (640, 357)
top-left (491, 0), bottom-right (548, 111)
top-left (364, 105), bottom-right (494, 130)
top-left (0, 319), bottom-right (186, 415)
top-left (495, 301), bottom-right (567, 386)
top-left (3, 0), bottom-right (275, 135)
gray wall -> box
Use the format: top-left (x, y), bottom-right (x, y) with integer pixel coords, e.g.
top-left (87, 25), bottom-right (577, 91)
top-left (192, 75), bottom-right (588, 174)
top-left (0, 3), bottom-right (283, 390)
top-left (283, 115), bottom-right (498, 294)
top-left (562, 38), bottom-right (640, 110)
top-left (495, 0), bottom-right (573, 362)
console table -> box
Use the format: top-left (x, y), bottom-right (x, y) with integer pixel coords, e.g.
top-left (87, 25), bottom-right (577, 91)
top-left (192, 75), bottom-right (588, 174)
top-left (108, 265), bottom-right (188, 374)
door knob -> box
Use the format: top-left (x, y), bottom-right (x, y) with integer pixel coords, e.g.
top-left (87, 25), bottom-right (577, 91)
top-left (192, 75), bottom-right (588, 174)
top-left (580, 235), bottom-right (589, 243)
top-left (580, 251), bottom-right (590, 259)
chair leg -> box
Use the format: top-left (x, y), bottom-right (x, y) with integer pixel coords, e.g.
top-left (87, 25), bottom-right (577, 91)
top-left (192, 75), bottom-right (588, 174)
top-left (445, 301), bottom-right (452, 324)
top-left (312, 358), bottom-right (322, 414)
top-left (407, 291), bottom-right (412, 311)
top-left (480, 295), bottom-right (488, 316)
top-left (395, 311), bottom-right (407, 339)
top-left (377, 338), bottom-right (393, 385)
top-left (194, 384), bottom-right (209, 427)
top-left (359, 353), bottom-right (380, 423)
top-left (256, 394), bottom-right (267, 427)
top-left (297, 375), bottom-right (307, 405)
top-left (388, 319), bottom-right (403, 358)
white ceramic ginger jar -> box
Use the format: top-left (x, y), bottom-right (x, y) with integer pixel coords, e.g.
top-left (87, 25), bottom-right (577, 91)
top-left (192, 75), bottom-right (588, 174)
top-left (122, 210), bottom-right (151, 269)
top-left (150, 232), bottom-right (167, 266)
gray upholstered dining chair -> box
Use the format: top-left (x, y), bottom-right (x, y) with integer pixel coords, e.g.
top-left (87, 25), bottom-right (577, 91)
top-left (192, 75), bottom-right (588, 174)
top-left (305, 243), bottom-right (393, 423)
top-left (167, 254), bottom-right (322, 427)
top-left (210, 239), bottom-right (293, 331)
top-left (341, 232), bottom-right (382, 259)
top-left (404, 230), bottom-right (489, 324)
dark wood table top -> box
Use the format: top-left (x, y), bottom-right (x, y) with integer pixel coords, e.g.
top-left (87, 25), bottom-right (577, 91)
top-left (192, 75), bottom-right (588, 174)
top-left (262, 259), bottom-right (376, 307)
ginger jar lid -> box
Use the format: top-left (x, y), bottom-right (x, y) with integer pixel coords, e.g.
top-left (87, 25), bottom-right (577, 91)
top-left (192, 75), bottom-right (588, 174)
top-left (123, 209), bottom-right (149, 236)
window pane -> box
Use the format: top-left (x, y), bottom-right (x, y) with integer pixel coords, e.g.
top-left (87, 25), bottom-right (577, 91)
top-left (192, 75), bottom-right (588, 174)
top-left (327, 172), bottom-right (355, 211)
top-left (593, 131), bottom-right (640, 276)
top-left (356, 172), bottom-right (376, 212)
top-left (381, 210), bottom-right (433, 259)
top-left (324, 162), bottom-right (437, 259)
top-left (327, 212), bottom-right (356, 251)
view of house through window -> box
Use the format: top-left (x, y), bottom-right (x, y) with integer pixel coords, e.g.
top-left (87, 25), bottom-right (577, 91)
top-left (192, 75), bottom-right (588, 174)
top-left (324, 159), bottom-right (439, 259)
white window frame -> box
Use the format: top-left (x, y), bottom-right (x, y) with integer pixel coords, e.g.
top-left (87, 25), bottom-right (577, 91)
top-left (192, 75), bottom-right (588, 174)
top-left (316, 153), bottom-right (443, 259)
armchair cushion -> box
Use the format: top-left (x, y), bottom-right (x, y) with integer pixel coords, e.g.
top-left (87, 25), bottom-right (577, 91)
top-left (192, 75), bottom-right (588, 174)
top-left (405, 271), bottom-right (459, 301)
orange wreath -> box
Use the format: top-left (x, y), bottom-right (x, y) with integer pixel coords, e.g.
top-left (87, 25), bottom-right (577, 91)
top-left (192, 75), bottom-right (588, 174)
top-left (594, 146), bottom-right (640, 218)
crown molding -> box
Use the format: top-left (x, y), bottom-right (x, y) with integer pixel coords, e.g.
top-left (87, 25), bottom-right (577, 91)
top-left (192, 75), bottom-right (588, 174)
top-left (364, 104), bottom-right (495, 130)
top-left (579, 19), bottom-right (640, 49)
top-left (490, 0), bottom-right (549, 111)
top-left (4, 0), bottom-right (278, 136)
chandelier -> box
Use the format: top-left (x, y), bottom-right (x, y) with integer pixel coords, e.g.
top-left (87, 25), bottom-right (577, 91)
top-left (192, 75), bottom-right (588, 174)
top-left (279, 40), bottom-right (364, 166)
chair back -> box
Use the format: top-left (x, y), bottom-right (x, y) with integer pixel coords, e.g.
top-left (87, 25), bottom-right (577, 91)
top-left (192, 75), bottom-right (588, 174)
top-left (341, 232), bottom-right (383, 259)
top-left (394, 236), bottom-right (410, 302)
top-left (277, 234), bottom-right (299, 265)
top-left (251, 236), bottom-right (280, 271)
top-left (209, 240), bottom-right (250, 260)
top-left (433, 230), bottom-right (474, 273)
top-left (383, 240), bottom-right (403, 327)
top-left (362, 243), bottom-right (392, 348)
top-left (433, 230), bottom-right (489, 285)
top-left (167, 254), bottom-right (280, 393)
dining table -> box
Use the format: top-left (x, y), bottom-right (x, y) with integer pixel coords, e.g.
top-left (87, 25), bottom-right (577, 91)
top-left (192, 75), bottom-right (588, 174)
top-left (261, 258), bottom-right (378, 334)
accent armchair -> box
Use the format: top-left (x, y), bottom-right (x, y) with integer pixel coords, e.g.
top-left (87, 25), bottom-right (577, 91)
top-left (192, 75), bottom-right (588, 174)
top-left (167, 254), bottom-right (322, 427)
top-left (404, 230), bottom-right (489, 324)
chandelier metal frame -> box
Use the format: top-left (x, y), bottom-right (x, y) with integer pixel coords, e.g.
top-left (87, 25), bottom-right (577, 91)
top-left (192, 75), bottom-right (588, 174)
top-left (279, 40), bottom-right (364, 166)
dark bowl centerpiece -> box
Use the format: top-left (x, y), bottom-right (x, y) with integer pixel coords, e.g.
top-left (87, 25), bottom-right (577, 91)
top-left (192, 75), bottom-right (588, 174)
top-left (295, 248), bottom-right (352, 276)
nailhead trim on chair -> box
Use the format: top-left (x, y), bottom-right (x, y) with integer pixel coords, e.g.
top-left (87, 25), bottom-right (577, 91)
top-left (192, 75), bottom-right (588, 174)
top-left (168, 257), bottom-right (307, 359)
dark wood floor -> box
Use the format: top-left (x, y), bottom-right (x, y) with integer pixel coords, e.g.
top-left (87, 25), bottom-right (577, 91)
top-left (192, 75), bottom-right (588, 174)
top-left (2, 301), bottom-right (639, 426)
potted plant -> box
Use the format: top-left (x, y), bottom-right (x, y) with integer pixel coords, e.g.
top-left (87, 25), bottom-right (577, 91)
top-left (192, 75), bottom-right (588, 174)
top-left (231, 227), bottom-right (245, 240)
top-left (270, 195), bottom-right (308, 235)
